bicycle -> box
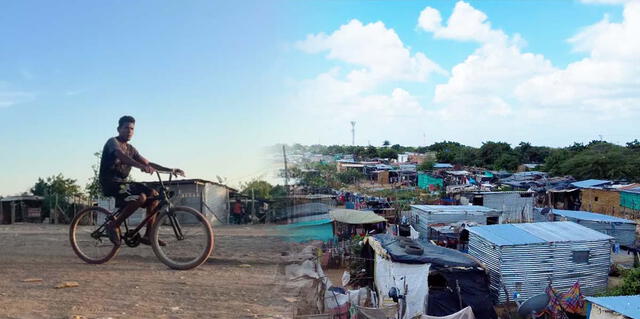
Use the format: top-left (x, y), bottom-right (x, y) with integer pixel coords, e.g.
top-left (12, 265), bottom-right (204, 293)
top-left (69, 170), bottom-right (214, 270)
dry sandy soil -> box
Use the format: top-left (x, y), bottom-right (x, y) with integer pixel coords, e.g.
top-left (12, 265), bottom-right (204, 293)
top-left (0, 223), bottom-right (296, 319)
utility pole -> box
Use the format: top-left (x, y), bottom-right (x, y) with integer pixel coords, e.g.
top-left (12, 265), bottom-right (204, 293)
top-left (282, 145), bottom-right (289, 195)
top-left (350, 121), bottom-right (356, 146)
top-left (282, 145), bottom-right (292, 221)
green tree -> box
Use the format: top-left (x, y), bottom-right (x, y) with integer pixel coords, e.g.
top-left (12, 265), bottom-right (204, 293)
top-left (626, 139), bottom-right (640, 150)
top-left (417, 160), bottom-right (435, 172)
top-left (365, 145), bottom-right (378, 159)
top-left (382, 140), bottom-right (390, 147)
top-left (241, 179), bottom-right (274, 199)
top-left (543, 149), bottom-right (572, 176)
top-left (479, 142), bottom-right (512, 168)
top-left (378, 148), bottom-right (398, 160)
top-left (494, 153), bottom-right (520, 171)
top-left (336, 170), bottom-right (364, 184)
top-left (85, 152), bottom-right (103, 199)
top-left (31, 174), bottom-right (83, 219)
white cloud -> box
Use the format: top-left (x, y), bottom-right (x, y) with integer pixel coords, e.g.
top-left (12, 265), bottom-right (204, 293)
top-left (419, 2), bottom-right (555, 119)
top-left (580, 0), bottom-right (631, 4)
top-left (285, 1), bottom-right (640, 146)
top-left (296, 19), bottom-right (445, 91)
top-left (515, 1), bottom-right (640, 112)
top-left (0, 83), bottom-right (34, 108)
top-left (418, 1), bottom-right (508, 44)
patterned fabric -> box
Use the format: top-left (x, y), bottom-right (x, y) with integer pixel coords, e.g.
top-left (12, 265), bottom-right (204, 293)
top-left (559, 281), bottom-right (585, 314)
top-left (542, 281), bottom-right (586, 319)
top-left (544, 285), bottom-right (569, 319)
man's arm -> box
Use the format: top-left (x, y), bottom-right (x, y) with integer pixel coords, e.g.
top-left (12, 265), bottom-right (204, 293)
top-left (115, 149), bottom-right (154, 173)
top-left (136, 154), bottom-right (185, 176)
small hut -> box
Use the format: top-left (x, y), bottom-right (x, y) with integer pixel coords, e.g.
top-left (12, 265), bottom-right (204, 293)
top-left (361, 234), bottom-right (497, 318)
top-left (468, 221), bottom-right (613, 303)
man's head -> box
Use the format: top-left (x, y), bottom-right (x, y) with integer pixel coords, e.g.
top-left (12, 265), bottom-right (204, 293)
top-left (117, 115), bottom-right (136, 141)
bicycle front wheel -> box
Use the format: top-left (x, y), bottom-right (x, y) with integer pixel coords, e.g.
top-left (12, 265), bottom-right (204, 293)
top-left (150, 206), bottom-right (214, 270)
top-left (69, 206), bottom-right (120, 264)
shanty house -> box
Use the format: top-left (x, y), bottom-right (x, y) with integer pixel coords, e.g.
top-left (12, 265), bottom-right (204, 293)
top-left (468, 221), bottom-right (612, 303)
top-left (409, 205), bottom-right (502, 239)
top-left (362, 234), bottom-right (497, 318)
top-left (99, 179), bottom-right (235, 225)
top-left (586, 295), bottom-right (640, 319)
top-left (548, 209), bottom-right (637, 247)
top-left (461, 191), bottom-right (535, 223)
top-left (579, 188), bottom-right (621, 216)
top-left (0, 195), bottom-right (44, 224)
top-left (620, 187), bottom-right (640, 221)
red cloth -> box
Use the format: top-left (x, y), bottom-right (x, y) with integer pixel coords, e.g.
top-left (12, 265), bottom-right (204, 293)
top-left (232, 202), bottom-right (243, 214)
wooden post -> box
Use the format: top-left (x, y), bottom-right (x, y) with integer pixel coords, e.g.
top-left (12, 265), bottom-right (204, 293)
top-left (10, 201), bottom-right (16, 224)
top-left (251, 188), bottom-right (256, 224)
top-left (225, 189), bottom-right (230, 224)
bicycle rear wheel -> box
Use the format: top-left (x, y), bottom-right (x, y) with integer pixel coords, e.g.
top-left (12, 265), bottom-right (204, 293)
top-left (69, 207), bottom-right (120, 264)
top-left (150, 206), bottom-right (214, 270)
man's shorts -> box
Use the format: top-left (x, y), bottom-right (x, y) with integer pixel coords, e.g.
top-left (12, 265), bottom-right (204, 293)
top-left (103, 182), bottom-right (155, 208)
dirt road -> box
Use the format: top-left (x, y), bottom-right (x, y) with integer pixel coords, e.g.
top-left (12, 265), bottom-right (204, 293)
top-left (0, 224), bottom-right (295, 319)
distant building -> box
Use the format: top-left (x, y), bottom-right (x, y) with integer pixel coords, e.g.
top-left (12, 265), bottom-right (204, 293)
top-left (409, 205), bottom-right (502, 239)
top-left (461, 191), bottom-right (535, 223)
top-left (433, 163), bottom-right (454, 169)
top-left (99, 179), bottom-right (236, 225)
top-left (0, 195), bottom-right (44, 224)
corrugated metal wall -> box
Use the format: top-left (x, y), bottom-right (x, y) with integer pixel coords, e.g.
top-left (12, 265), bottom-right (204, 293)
top-left (479, 193), bottom-right (534, 223)
top-left (469, 235), bottom-right (611, 303)
top-left (553, 217), bottom-right (636, 247)
top-left (410, 207), bottom-right (492, 239)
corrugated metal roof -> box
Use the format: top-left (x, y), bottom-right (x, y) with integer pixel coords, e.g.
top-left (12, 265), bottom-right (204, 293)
top-left (468, 221), bottom-right (613, 246)
top-left (621, 186), bottom-right (640, 194)
top-left (411, 205), bottom-right (499, 214)
top-left (552, 209), bottom-right (636, 224)
top-left (586, 295), bottom-right (640, 318)
top-left (468, 224), bottom-right (546, 246)
top-left (571, 179), bottom-right (611, 188)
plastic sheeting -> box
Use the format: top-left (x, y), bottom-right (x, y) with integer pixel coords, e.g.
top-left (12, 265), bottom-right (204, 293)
top-left (330, 209), bottom-right (387, 224)
top-left (374, 254), bottom-right (430, 319)
top-left (368, 234), bottom-right (481, 268)
top-left (421, 306), bottom-right (476, 319)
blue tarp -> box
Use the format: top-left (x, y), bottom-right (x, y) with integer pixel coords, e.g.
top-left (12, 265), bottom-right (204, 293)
top-left (277, 219), bottom-right (334, 242)
top-left (571, 179), bottom-right (612, 188)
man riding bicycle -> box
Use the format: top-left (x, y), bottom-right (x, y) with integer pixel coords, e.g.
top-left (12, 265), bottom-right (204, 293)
top-left (99, 115), bottom-right (184, 246)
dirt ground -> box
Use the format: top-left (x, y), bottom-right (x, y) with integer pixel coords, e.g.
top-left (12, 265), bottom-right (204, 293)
top-left (0, 223), bottom-right (296, 319)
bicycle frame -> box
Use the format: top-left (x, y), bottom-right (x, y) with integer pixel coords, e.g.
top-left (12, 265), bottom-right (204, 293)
top-left (95, 171), bottom-right (185, 241)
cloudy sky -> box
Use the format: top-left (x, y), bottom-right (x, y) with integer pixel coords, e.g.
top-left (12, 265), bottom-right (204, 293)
top-left (1, 0), bottom-right (638, 194)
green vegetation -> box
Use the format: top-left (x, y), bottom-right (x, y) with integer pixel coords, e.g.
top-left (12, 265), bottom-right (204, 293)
top-left (278, 139), bottom-right (640, 182)
top-left (600, 267), bottom-right (640, 296)
top-left (30, 173), bottom-right (83, 219)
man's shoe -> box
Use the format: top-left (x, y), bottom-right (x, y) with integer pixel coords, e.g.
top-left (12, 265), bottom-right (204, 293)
top-left (105, 221), bottom-right (121, 246)
top-left (140, 236), bottom-right (167, 247)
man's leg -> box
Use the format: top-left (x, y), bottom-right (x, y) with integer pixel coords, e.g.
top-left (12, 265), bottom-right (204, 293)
top-left (143, 189), bottom-right (160, 239)
top-left (114, 194), bottom-right (146, 225)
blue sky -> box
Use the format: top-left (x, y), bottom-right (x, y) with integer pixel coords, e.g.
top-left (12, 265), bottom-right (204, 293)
top-left (1, 0), bottom-right (638, 195)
